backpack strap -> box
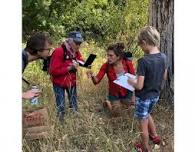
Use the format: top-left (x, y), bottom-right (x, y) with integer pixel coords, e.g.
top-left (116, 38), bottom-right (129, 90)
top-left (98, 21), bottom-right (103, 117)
top-left (42, 56), bottom-right (51, 72)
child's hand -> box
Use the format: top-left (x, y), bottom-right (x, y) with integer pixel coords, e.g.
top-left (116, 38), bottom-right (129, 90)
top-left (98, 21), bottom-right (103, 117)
top-left (127, 78), bottom-right (134, 86)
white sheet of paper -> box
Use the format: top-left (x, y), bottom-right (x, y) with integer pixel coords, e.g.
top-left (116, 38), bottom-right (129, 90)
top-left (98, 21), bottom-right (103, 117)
top-left (113, 73), bottom-right (136, 91)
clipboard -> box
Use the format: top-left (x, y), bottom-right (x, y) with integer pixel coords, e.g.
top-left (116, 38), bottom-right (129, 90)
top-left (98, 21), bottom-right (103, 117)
top-left (113, 73), bottom-right (136, 91)
top-left (77, 54), bottom-right (96, 68)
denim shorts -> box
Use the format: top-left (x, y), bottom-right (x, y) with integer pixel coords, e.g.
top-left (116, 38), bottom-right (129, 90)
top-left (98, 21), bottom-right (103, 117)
top-left (107, 91), bottom-right (133, 102)
top-left (134, 96), bottom-right (159, 119)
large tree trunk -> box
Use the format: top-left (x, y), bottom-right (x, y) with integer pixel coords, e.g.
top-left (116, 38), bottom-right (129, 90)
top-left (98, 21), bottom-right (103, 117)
top-left (149, 0), bottom-right (174, 102)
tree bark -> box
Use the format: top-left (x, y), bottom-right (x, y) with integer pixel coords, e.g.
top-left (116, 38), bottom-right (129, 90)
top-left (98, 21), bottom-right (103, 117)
top-left (149, 0), bottom-right (174, 102)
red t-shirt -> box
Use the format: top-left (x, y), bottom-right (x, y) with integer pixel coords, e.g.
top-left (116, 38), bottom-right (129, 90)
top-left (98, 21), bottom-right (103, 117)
top-left (95, 59), bottom-right (135, 97)
top-left (49, 45), bottom-right (83, 88)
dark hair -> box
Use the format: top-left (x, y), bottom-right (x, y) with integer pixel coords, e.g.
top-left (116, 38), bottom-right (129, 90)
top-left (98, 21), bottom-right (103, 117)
top-left (107, 42), bottom-right (125, 58)
top-left (25, 32), bottom-right (52, 55)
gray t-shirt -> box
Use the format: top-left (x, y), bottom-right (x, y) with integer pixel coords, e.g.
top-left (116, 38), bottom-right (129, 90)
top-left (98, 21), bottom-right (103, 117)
top-left (135, 52), bottom-right (167, 100)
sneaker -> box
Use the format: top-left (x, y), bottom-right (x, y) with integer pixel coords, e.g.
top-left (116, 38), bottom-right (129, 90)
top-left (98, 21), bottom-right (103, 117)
top-left (149, 135), bottom-right (161, 144)
top-left (134, 143), bottom-right (146, 152)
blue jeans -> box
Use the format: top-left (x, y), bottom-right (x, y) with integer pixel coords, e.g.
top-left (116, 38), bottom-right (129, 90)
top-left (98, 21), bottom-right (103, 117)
top-left (53, 84), bottom-right (78, 117)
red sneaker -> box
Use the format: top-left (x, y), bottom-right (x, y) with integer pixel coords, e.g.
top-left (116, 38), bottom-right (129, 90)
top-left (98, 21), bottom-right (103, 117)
top-left (149, 135), bottom-right (161, 144)
top-left (134, 143), bottom-right (145, 152)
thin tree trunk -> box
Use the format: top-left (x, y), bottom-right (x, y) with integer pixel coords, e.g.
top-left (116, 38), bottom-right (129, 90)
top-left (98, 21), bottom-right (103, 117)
top-left (149, 0), bottom-right (174, 102)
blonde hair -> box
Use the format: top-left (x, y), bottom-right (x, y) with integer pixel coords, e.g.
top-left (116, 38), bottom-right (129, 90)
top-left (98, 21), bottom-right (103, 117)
top-left (137, 26), bottom-right (160, 47)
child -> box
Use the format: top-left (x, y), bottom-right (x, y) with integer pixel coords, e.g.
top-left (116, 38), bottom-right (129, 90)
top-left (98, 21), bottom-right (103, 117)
top-left (128, 26), bottom-right (167, 152)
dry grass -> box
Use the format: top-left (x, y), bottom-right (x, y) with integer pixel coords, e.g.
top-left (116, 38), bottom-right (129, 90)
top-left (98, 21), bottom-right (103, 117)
top-left (22, 64), bottom-right (174, 152)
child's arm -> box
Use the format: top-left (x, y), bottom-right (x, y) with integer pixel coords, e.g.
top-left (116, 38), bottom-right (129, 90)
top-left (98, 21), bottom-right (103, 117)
top-left (128, 75), bottom-right (144, 90)
top-left (128, 58), bottom-right (145, 90)
top-left (163, 53), bottom-right (168, 80)
top-left (163, 69), bottom-right (168, 80)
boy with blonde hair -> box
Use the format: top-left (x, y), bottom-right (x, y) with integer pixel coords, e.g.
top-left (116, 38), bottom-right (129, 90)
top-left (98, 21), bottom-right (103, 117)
top-left (128, 26), bottom-right (167, 152)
